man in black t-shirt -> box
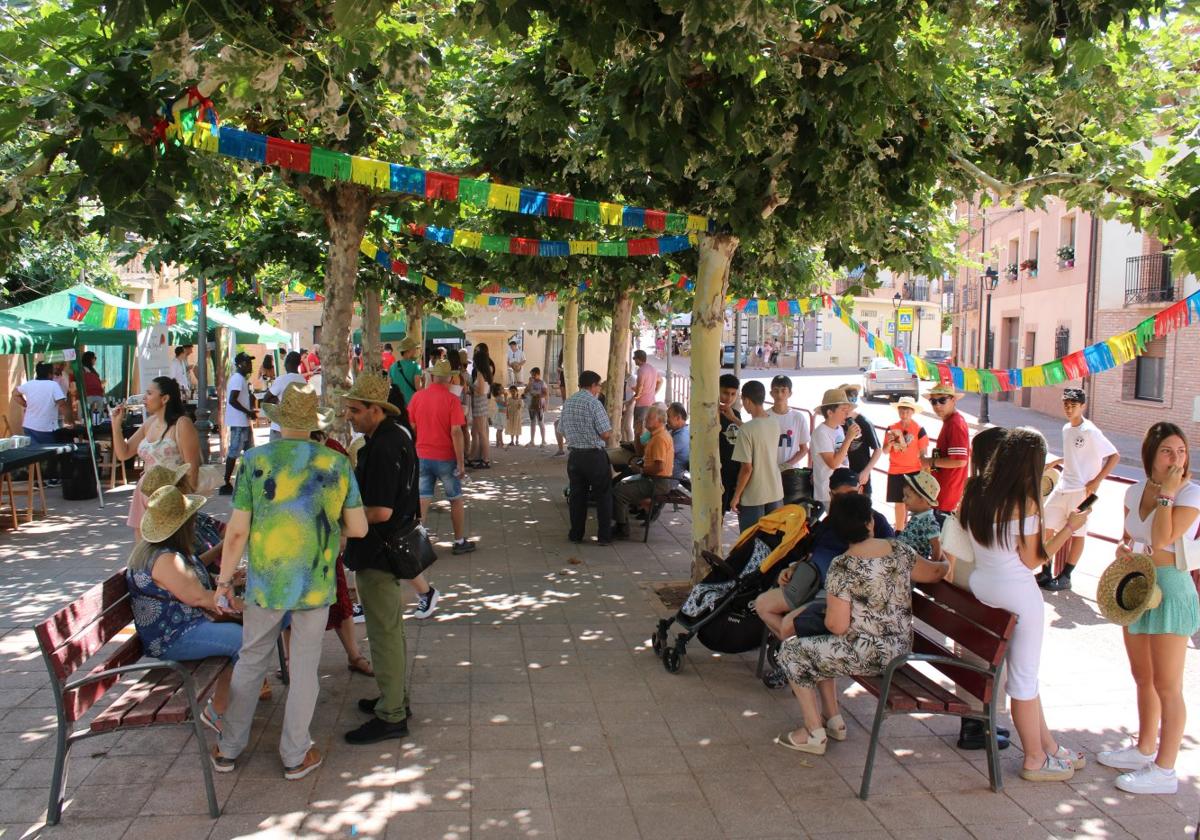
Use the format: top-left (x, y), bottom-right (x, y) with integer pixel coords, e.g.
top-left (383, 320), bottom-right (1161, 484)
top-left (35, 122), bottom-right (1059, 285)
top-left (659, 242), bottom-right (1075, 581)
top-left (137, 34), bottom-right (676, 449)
top-left (718, 374), bottom-right (743, 513)
top-left (342, 375), bottom-right (421, 745)
top-left (839, 383), bottom-right (882, 498)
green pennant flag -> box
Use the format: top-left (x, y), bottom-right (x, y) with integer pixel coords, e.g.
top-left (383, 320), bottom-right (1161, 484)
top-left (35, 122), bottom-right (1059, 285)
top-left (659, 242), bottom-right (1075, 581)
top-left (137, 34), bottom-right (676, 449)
top-left (664, 213), bottom-right (688, 233)
top-left (310, 148), bottom-right (352, 181)
top-left (978, 370), bottom-right (999, 393)
top-left (573, 199), bottom-right (600, 224)
top-left (458, 178), bottom-right (491, 207)
top-left (597, 241), bottom-right (627, 257)
top-left (1043, 359), bottom-right (1067, 384)
top-left (1134, 317), bottom-right (1156, 351)
top-left (480, 235), bottom-right (509, 253)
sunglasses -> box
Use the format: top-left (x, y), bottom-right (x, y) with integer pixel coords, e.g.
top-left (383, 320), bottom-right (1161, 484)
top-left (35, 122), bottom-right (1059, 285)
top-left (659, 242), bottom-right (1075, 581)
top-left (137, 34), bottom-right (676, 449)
top-left (929, 396), bottom-right (952, 406)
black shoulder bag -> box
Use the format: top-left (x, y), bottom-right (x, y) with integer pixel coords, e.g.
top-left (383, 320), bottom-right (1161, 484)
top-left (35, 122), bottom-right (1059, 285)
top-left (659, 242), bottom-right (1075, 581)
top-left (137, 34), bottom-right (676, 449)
top-left (378, 426), bottom-right (438, 580)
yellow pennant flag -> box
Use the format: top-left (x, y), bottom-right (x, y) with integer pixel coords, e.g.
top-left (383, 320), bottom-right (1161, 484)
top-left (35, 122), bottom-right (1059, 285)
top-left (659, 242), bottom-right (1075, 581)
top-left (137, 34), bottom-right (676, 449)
top-left (686, 215), bottom-right (708, 232)
top-left (349, 157), bottom-right (390, 190)
top-left (1021, 365), bottom-right (1046, 388)
top-left (569, 240), bottom-right (598, 255)
top-left (453, 230), bottom-right (482, 250)
top-left (1107, 332), bottom-right (1138, 365)
top-left (360, 240), bottom-right (378, 260)
top-left (487, 184), bottom-right (521, 212)
top-left (962, 368), bottom-right (981, 393)
top-left (101, 305), bottom-right (118, 328)
top-left (189, 122), bottom-right (219, 153)
top-left (599, 202), bottom-right (624, 226)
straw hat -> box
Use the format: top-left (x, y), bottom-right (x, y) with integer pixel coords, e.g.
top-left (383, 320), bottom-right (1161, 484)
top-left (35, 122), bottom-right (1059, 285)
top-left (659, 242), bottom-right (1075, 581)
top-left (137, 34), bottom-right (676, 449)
top-left (140, 463), bottom-right (190, 498)
top-left (398, 336), bottom-right (420, 353)
top-left (894, 396), bottom-right (920, 411)
top-left (262, 382), bottom-right (334, 431)
top-left (923, 383), bottom-right (962, 399)
top-left (1097, 553), bottom-right (1162, 626)
top-left (427, 359), bottom-right (453, 378)
top-left (902, 471), bottom-right (941, 507)
top-left (141, 485), bottom-right (206, 543)
top-left (819, 388), bottom-right (852, 408)
top-left (341, 373), bottom-right (399, 416)
top-left (1041, 467), bottom-right (1059, 498)
top-left (836, 382), bottom-right (860, 395)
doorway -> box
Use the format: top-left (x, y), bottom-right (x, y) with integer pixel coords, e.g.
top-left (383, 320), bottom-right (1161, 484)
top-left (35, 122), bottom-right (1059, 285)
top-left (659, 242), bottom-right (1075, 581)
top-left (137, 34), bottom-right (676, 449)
top-left (1021, 332), bottom-right (1035, 408)
top-left (1000, 317), bottom-right (1020, 402)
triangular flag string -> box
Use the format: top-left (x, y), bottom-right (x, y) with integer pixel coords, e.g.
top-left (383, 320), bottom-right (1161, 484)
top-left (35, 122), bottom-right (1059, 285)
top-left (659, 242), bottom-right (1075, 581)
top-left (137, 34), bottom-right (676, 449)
top-left (401, 222), bottom-right (698, 258)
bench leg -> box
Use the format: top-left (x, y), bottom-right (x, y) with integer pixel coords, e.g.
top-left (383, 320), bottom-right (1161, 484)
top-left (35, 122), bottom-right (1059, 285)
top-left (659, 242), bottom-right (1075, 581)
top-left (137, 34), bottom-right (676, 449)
top-left (858, 692), bottom-right (891, 800)
top-left (983, 704), bottom-right (1004, 793)
top-left (184, 682), bottom-right (222, 818)
top-left (45, 722), bottom-right (72, 825)
top-left (277, 636), bottom-right (290, 685)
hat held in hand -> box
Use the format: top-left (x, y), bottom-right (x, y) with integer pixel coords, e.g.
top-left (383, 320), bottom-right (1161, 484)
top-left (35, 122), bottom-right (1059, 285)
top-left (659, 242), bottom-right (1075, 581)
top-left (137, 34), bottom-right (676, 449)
top-left (140, 463), bottom-right (191, 498)
top-left (1097, 553), bottom-right (1162, 626)
top-left (141, 485), bottom-right (206, 544)
top-left (263, 382), bottom-right (335, 431)
top-left (341, 372), bottom-right (398, 415)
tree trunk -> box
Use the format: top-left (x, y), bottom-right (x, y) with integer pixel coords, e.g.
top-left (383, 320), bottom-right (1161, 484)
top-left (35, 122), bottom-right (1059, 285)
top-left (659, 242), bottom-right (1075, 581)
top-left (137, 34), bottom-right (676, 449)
top-left (562, 299), bottom-right (579, 399)
top-left (361, 287), bottom-right (381, 373)
top-left (604, 289), bottom-right (633, 436)
top-left (690, 233), bottom-right (740, 583)
top-left (315, 182), bottom-right (372, 436)
top-left (405, 298), bottom-right (425, 362)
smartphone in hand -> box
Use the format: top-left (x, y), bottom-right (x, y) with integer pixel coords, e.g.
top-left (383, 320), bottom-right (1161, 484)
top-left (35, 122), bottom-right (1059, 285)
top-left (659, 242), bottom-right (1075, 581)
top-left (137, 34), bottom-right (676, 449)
top-left (1076, 493), bottom-right (1099, 512)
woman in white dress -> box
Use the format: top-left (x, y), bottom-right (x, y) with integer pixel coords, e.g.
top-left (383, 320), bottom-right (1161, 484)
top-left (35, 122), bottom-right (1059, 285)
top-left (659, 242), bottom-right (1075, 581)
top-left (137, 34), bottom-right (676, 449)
top-left (959, 428), bottom-right (1089, 782)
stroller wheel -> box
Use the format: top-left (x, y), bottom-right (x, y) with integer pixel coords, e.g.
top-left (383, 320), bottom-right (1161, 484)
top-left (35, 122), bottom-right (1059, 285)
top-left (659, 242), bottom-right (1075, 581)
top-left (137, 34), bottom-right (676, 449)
top-left (651, 619), bottom-right (670, 655)
top-left (662, 645), bottom-right (682, 673)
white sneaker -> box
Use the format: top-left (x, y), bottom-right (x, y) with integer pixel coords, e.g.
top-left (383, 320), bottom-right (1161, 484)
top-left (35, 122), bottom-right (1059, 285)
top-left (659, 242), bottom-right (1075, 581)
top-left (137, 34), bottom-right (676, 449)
top-left (1115, 763), bottom-right (1178, 795)
top-left (1098, 744), bottom-right (1155, 771)
top-left (414, 587), bottom-right (440, 619)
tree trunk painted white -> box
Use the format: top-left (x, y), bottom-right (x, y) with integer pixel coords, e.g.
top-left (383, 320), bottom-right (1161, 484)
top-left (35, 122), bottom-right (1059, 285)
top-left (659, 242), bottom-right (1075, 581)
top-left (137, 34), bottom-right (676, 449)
top-left (690, 232), bottom-right (740, 583)
top-left (361, 287), bottom-right (381, 373)
top-left (405, 298), bottom-right (425, 361)
top-left (604, 290), bottom-right (633, 436)
top-left (562, 299), bottom-right (579, 399)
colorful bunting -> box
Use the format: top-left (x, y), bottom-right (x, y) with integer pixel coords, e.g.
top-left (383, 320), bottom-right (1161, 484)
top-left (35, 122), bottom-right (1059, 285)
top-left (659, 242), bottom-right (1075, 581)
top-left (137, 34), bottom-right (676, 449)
top-left (403, 222), bottom-right (697, 258)
top-left (66, 278), bottom-right (236, 329)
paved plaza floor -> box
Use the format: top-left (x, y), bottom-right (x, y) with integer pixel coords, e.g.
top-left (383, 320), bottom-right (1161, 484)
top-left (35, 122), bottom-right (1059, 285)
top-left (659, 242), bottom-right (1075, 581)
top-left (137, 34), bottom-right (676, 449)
top-left (1, 439), bottom-right (1198, 839)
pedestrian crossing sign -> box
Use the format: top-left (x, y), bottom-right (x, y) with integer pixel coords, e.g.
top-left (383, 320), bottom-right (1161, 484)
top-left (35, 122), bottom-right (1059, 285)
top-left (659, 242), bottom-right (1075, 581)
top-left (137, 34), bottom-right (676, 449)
top-left (897, 307), bottom-right (914, 332)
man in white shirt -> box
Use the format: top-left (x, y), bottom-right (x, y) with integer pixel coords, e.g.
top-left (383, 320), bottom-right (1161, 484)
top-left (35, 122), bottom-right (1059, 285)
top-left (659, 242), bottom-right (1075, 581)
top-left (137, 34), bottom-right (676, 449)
top-left (506, 340), bottom-right (526, 386)
top-left (1038, 387), bottom-right (1120, 591)
top-left (769, 375), bottom-right (811, 503)
top-left (219, 352), bottom-right (258, 495)
top-left (170, 346), bottom-right (194, 396)
top-left (11, 362), bottom-right (67, 484)
top-left (811, 388), bottom-right (859, 507)
top-left (264, 351), bottom-right (308, 442)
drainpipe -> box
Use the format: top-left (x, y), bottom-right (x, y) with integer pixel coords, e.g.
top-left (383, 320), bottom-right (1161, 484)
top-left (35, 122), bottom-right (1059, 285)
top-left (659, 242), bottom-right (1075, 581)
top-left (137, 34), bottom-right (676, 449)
top-left (1084, 214), bottom-right (1100, 406)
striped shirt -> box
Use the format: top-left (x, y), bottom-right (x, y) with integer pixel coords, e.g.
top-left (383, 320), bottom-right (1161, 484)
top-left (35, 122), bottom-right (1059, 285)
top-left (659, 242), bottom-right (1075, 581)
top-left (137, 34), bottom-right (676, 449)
top-left (559, 389), bottom-right (611, 450)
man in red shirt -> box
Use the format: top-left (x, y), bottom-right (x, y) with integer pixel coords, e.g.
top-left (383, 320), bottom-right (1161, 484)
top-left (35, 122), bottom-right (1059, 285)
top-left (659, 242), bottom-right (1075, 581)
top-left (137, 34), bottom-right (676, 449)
top-left (919, 384), bottom-right (970, 513)
top-left (380, 343), bottom-right (396, 373)
top-left (406, 359), bottom-right (475, 555)
top-left (302, 346), bottom-right (321, 381)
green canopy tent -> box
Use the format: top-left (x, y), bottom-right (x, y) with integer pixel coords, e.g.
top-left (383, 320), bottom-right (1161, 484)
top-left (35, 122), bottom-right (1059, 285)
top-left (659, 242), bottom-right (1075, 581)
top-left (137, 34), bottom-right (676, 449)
top-left (352, 314), bottom-right (464, 344)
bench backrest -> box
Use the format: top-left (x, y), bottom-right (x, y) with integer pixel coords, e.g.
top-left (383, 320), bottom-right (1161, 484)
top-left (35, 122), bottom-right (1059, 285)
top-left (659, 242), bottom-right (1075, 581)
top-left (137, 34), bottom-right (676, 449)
top-left (34, 571), bottom-right (142, 723)
top-left (911, 580), bottom-right (1016, 705)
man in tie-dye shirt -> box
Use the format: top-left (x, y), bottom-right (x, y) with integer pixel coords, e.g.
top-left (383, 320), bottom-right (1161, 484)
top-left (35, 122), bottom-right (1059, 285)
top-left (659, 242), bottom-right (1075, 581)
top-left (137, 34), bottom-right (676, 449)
top-left (213, 383), bottom-right (366, 781)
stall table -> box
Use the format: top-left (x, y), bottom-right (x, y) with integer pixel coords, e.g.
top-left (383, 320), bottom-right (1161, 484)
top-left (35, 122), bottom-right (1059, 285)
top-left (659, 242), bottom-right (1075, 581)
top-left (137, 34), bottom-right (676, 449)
top-left (0, 444), bottom-right (79, 530)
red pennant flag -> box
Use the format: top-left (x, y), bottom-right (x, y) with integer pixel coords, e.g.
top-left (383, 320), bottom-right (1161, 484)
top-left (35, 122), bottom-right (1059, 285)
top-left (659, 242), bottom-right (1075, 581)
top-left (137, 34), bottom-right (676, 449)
top-left (1062, 350), bottom-right (1089, 380)
top-left (937, 364), bottom-right (953, 386)
top-left (643, 210), bottom-right (666, 231)
top-left (1154, 300), bottom-right (1188, 337)
top-left (547, 194), bottom-right (574, 219)
top-left (626, 238), bottom-right (659, 257)
top-left (510, 237), bottom-right (539, 256)
top-left (391, 260), bottom-right (407, 276)
top-left (424, 171), bottom-right (459, 201)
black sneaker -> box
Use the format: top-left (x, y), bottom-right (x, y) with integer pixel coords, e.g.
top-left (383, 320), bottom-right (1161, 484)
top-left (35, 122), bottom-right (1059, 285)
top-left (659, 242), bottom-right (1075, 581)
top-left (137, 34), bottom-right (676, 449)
top-left (957, 718), bottom-right (1011, 750)
top-left (218, 484), bottom-right (234, 496)
top-left (451, 539), bottom-right (476, 555)
top-left (44, 478), bottom-right (61, 488)
top-left (762, 666), bottom-right (788, 689)
top-left (1034, 568), bottom-right (1053, 589)
top-left (1044, 574), bottom-right (1073, 592)
top-left (414, 586), bottom-right (440, 618)
top-left (344, 716), bottom-right (410, 744)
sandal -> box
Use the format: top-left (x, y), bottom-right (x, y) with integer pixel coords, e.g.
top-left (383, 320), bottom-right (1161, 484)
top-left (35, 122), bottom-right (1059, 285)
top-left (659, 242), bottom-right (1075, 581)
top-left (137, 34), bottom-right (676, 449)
top-left (774, 727), bottom-right (827, 755)
top-left (199, 699), bottom-right (223, 734)
top-left (259, 680), bottom-right (273, 702)
top-left (348, 655), bottom-right (374, 677)
top-left (1054, 744), bottom-right (1087, 770)
top-left (825, 714), bottom-right (848, 742)
top-left (1019, 754), bottom-right (1075, 782)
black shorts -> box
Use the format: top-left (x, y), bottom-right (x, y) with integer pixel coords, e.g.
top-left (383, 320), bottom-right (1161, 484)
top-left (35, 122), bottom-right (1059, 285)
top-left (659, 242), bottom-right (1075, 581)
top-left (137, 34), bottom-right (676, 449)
top-left (887, 472), bottom-right (919, 503)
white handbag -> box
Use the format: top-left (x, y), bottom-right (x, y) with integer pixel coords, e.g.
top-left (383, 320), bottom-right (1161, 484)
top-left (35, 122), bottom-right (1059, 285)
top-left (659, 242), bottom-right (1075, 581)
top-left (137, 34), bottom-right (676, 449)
top-left (1175, 522), bottom-right (1200, 572)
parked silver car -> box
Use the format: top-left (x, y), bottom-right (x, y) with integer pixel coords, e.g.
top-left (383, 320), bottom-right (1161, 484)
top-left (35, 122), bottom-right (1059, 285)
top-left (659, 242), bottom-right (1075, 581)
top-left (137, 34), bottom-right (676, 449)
top-left (720, 344), bottom-right (749, 368)
top-left (861, 357), bottom-right (919, 401)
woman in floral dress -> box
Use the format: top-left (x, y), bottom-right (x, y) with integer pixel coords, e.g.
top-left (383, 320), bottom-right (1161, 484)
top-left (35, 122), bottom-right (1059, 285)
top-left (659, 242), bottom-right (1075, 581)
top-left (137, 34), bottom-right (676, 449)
top-left (775, 493), bottom-right (948, 754)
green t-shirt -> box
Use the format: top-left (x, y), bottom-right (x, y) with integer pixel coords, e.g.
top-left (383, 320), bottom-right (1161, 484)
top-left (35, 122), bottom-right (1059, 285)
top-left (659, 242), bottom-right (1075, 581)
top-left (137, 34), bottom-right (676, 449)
top-left (389, 358), bottom-right (422, 403)
top-left (233, 439), bottom-right (362, 610)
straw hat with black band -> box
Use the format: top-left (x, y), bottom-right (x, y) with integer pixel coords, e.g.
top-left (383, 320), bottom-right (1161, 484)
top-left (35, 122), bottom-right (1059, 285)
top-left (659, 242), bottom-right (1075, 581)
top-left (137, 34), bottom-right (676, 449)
top-left (140, 463), bottom-right (191, 498)
top-left (1041, 467), bottom-right (1060, 498)
top-left (894, 396), bottom-right (920, 411)
top-left (398, 336), bottom-right (420, 353)
top-left (262, 381), bottom-right (335, 430)
top-left (341, 373), bottom-right (399, 416)
top-left (1097, 553), bottom-right (1163, 626)
top-left (902, 471), bottom-right (941, 507)
top-left (923, 383), bottom-right (962, 400)
top-left (141, 485), bottom-right (207, 544)
top-left (819, 388), bottom-right (852, 409)
top-left (427, 358), bottom-right (453, 378)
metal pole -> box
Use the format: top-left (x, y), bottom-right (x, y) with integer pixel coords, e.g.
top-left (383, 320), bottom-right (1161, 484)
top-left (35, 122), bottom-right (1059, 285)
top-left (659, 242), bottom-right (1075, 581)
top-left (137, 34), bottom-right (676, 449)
top-left (664, 299), bottom-right (673, 403)
top-left (194, 276), bottom-right (211, 464)
top-left (916, 304), bottom-right (923, 355)
top-left (980, 289), bottom-right (993, 424)
top-left (733, 309), bottom-right (742, 379)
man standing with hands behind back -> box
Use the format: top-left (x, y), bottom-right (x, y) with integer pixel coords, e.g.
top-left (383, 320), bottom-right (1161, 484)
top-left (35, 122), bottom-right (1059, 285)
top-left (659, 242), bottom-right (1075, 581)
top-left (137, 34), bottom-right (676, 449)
top-left (561, 370), bottom-right (614, 545)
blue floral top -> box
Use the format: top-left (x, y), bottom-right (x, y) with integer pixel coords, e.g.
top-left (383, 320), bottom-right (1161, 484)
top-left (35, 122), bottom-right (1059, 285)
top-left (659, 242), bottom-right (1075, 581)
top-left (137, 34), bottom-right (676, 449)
top-left (126, 550), bottom-right (213, 657)
top-left (896, 509), bottom-right (943, 561)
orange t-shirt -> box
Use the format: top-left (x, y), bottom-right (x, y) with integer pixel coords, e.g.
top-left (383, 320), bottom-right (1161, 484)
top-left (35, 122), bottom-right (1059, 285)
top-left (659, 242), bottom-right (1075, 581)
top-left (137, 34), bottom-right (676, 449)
top-left (886, 420), bottom-right (928, 474)
top-left (643, 428), bottom-right (675, 478)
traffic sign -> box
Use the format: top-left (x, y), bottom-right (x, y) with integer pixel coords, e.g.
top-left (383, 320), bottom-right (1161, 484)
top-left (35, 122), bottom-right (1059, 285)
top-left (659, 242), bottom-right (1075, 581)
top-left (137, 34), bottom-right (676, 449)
top-left (897, 307), bottom-right (914, 332)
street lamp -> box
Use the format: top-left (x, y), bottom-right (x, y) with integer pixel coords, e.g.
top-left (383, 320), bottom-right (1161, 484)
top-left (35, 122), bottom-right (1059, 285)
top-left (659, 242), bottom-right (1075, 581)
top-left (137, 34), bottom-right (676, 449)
top-left (892, 292), bottom-right (902, 352)
top-left (978, 267), bottom-right (1000, 424)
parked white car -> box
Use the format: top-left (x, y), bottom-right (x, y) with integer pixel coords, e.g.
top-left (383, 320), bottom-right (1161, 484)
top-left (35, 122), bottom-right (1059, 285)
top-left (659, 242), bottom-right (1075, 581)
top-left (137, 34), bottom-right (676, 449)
top-left (861, 357), bottom-right (919, 401)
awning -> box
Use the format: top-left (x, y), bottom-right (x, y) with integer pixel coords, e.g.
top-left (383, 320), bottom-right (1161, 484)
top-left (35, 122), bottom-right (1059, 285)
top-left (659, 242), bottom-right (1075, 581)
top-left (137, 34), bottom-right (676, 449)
top-left (203, 307), bottom-right (290, 345)
top-left (0, 310), bottom-right (78, 354)
top-left (3, 285), bottom-right (190, 346)
top-left (353, 314), bottom-right (465, 344)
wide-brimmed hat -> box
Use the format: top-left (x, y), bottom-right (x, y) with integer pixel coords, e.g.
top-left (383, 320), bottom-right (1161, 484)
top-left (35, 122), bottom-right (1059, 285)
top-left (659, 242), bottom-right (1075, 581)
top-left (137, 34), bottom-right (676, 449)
top-left (141, 485), bottom-right (206, 543)
top-left (1041, 467), bottom-right (1059, 498)
top-left (923, 383), bottom-right (962, 400)
top-left (894, 396), bottom-right (920, 411)
top-left (819, 388), bottom-right (852, 408)
top-left (836, 382), bottom-right (860, 395)
top-left (263, 382), bottom-right (335, 430)
top-left (427, 359), bottom-right (453, 378)
top-left (140, 463), bottom-right (191, 498)
top-left (1097, 553), bottom-right (1162, 626)
top-left (903, 471), bottom-right (941, 507)
top-left (341, 373), bottom-right (399, 416)
top-left (398, 336), bottom-right (420, 353)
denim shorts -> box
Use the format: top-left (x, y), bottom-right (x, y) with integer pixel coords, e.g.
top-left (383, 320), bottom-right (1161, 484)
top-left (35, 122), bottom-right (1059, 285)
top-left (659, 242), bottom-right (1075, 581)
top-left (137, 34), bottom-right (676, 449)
top-left (419, 458), bottom-right (462, 500)
top-left (227, 425), bottom-right (254, 458)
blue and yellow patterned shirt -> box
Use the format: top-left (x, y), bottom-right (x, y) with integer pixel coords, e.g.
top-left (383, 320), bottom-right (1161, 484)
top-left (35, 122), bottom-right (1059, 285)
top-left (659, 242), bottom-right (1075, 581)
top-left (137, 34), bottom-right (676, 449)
top-left (233, 439), bottom-right (362, 610)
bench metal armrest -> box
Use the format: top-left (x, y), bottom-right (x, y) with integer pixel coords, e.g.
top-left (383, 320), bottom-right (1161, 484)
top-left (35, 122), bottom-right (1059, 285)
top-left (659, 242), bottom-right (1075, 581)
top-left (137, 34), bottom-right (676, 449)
top-left (890, 652), bottom-right (1000, 679)
top-left (62, 657), bottom-right (190, 693)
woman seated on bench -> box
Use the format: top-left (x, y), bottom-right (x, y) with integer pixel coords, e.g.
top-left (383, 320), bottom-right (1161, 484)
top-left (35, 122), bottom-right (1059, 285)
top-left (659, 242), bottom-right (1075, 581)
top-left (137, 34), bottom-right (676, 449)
top-left (126, 485), bottom-right (242, 733)
top-left (773, 493), bottom-right (948, 755)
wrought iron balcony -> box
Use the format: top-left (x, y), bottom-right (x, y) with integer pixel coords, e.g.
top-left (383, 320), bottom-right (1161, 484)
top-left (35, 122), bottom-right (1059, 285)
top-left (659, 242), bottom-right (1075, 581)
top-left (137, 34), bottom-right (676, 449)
top-left (1125, 253), bottom-right (1177, 305)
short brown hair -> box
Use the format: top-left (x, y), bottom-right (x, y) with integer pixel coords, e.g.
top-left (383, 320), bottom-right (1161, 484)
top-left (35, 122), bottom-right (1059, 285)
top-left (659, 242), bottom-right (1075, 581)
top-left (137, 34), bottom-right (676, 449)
top-left (1141, 422), bottom-right (1190, 477)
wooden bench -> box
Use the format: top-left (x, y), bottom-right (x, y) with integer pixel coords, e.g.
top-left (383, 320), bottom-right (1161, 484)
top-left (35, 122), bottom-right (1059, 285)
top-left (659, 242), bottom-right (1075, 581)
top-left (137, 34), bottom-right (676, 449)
top-left (641, 481), bottom-right (692, 543)
top-left (34, 571), bottom-right (228, 824)
top-left (852, 579), bottom-right (1016, 800)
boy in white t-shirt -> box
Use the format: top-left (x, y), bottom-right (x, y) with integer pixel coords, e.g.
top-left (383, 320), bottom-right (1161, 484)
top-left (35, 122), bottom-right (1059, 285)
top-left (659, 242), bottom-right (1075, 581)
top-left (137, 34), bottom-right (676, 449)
top-left (1038, 387), bottom-right (1120, 591)
top-left (810, 388), bottom-right (858, 507)
top-left (769, 375), bottom-right (811, 503)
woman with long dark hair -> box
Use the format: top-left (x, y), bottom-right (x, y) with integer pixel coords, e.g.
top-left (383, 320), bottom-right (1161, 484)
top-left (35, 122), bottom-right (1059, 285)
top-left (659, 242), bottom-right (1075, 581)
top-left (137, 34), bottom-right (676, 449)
top-left (470, 343), bottom-right (495, 466)
top-left (79, 351), bottom-right (106, 414)
top-left (1098, 422), bottom-right (1199, 795)
top-left (960, 428), bottom-right (1089, 782)
top-left (112, 375), bottom-right (201, 539)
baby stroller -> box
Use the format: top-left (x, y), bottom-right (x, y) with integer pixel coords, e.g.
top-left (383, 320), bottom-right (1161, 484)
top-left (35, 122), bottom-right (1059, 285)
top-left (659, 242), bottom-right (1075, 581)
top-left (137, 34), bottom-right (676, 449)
top-left (652, 505), bottom-right (814, 673)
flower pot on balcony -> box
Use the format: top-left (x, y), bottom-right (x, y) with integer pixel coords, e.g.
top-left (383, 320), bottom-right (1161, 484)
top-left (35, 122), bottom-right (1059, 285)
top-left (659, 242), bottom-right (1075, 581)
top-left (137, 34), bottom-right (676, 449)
top-left (1059, 259), bottom-right (1074, 269)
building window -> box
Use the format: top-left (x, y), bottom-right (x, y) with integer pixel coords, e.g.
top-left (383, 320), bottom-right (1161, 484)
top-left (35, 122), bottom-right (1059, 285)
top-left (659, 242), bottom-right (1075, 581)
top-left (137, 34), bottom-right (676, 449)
top-left (1028, 229), bottom-right (1039, 261)
top-left (1059, 214), bottom-right (1076, 250)
top-left (313, 326), bottom-right (322, 345)
top-left (1134, 338), bottom-right (1166, 402)
top-left (1054, 326), bottom-right (1070, 359)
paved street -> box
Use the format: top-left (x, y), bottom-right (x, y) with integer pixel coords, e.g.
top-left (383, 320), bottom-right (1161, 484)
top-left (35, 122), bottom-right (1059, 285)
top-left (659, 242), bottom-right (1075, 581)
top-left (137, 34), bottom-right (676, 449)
top-left (0, 380), bottom-right (1197, 839)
